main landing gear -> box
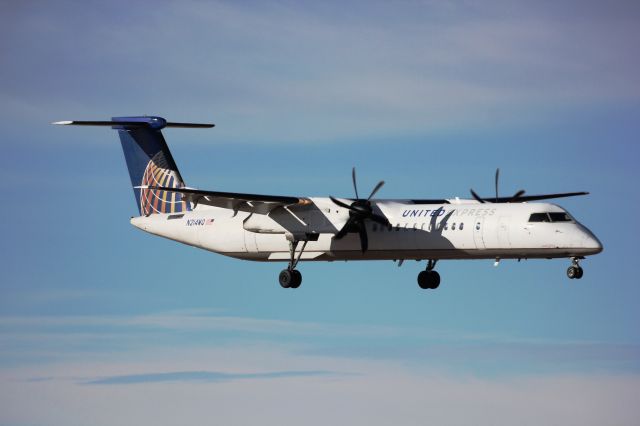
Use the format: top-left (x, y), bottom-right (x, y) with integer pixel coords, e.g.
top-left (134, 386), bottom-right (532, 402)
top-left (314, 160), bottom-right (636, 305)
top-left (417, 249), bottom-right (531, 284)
top-left (279, 269), bottom-right (302, 288)
top-left (279, 239), bottom-right (308, 289)
top-left (417, 259), bottom-right (441, 290)
top-left (567, 257), bottom-right (584, 280)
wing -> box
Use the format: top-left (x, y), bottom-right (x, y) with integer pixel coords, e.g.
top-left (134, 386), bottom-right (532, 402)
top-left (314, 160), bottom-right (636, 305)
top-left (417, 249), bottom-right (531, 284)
top-left (139, 186), bottom-right (311, 214)
top-left (404, 192), bottom-right (588, 205)
top-left (496, 191), bottom-right (589, 203)
top-left (468, 191), bottom-right (590, 204)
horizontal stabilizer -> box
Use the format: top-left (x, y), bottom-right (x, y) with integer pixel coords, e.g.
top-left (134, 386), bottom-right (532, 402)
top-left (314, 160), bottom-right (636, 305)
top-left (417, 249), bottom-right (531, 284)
top-left (52, 116), bottom-right (214, 130)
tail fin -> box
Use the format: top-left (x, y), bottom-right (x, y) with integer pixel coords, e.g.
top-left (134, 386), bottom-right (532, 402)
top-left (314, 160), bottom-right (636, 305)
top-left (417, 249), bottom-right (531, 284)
top-left (53, 116), bottom-right (214, 215)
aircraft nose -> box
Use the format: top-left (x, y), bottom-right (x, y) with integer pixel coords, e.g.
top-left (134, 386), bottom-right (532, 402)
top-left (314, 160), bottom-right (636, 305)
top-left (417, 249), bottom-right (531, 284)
top-left (583, 229), bottom-right (603, 254)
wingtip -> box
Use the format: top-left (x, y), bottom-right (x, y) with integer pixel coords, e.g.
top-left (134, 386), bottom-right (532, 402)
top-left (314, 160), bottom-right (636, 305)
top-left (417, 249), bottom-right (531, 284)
top-left (52, 120), bottom-right (73, 125)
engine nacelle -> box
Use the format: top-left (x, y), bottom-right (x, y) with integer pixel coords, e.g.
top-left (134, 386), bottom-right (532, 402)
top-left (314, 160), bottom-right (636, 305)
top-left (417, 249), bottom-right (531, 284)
top-left (243, 213), bottom-right (287, 234)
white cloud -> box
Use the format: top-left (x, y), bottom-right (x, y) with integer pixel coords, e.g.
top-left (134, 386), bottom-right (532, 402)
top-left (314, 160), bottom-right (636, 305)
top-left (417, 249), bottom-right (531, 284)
top-left (1, 343), bottom-right (639, 426)
top-left (0, 310), bottom-right (397, 337)
top-left (1, 311), bottom-right (638, 375)
top-left (2, 310), bottom-right (639, 424)
top-left (2, 1), bottom-right (638, 143)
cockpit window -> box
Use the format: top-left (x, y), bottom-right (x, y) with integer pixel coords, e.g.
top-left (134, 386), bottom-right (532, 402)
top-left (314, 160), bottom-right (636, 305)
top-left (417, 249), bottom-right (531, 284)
top-left (529, 212), bottom-right (573, 223)
top-left (529, 213), bottom-right (550, 222)
top-left (549, 212), bottom-right (572, 222)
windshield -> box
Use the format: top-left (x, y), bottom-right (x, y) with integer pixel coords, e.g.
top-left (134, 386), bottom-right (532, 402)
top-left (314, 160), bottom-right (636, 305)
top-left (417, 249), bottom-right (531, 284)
top-left (529, 212), bottom-right (573, 223)
top-left (548, 212), bottom-right (572, 222)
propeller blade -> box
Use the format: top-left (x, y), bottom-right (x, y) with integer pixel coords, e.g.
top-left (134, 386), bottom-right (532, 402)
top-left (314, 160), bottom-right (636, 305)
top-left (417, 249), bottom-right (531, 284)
top-left (334, 219), bottom-right (353, 240)
top-left (351, 167), bottom-right (359, 200)
top-left (495, 168), bottom-right (500, 203)
top-left (367, 180), bottom-right (385, 201)
top-left (470, 189), bottom-right (486, 203)
top-left (370, 213), bottom-right (391, 227)
top-left (358, 222), bottom-right (368, 252)
top-left (508, 189), bottom-right (526, 202)
top-left (330, 196), bottom-right (356, 211)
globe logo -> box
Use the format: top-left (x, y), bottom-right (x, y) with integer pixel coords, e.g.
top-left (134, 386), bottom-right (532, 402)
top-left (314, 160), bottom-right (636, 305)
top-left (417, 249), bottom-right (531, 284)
top-left (140, 151), bottom-right (191, 215)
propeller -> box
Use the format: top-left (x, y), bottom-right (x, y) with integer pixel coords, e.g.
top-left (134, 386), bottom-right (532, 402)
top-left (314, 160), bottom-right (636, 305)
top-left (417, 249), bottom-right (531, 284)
top-left (330, 168), bottom-right (390, 252)
top-left (470, 168), bottom-right (526, 203)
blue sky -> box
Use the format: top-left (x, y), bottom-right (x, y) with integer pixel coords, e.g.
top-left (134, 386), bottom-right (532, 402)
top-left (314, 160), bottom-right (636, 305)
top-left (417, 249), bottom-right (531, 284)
top-left (1, 0), bottom-right (640, 424)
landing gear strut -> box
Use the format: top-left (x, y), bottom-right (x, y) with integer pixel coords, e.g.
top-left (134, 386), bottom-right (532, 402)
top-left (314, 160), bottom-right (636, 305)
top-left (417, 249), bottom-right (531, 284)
top-left (417, 259), bottom-right (441, 289)
top-left (567, 257), bottom-right (584, 280)
top-left (279, 239), bottom-right (308, 289)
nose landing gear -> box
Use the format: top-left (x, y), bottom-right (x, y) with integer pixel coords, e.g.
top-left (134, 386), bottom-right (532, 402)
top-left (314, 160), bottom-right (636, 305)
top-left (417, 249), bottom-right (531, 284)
top-left (567, 257), bottom-right (584, 279)
top-left (418, 259), bottom-right (441, 289)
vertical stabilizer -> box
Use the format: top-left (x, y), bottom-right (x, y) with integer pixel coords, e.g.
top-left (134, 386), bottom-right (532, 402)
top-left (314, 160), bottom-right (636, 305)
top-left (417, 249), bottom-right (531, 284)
top-left (115, 116), bottom-right (190, 215)
top-left (52, 116), bottom-right (214, 215)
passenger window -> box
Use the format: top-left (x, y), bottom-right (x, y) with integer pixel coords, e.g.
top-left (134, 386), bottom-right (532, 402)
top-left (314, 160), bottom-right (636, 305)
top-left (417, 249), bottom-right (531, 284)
top-left (452, 223), bottom-right (456, 231)
top-left (529, 213), bottom-right (550, 222)
top-left (476, 222), bottom-right (481, 230)
top-left (444, 223), bottom-right (448, 230)
top-left (460, 222), bottom-right (464, 230)
top-left (413, 223), bottom-right (418, 231)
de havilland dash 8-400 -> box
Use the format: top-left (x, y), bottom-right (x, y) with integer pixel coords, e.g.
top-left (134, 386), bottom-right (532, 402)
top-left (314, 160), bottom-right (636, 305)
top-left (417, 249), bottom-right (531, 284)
top-left (54, 116), bottom-right (603, 289)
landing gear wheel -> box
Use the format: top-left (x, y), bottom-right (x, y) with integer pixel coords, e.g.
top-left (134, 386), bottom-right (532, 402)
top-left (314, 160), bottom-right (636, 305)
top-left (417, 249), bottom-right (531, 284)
top-left (430, 271), bottom-right (441, 289)
top-left (417, 271), bottom-right (430, 289)
top-left (279, 269), bottom-right (293, 288)
top-left (567, 257), bottom-right (585, 280)
top-left (279, 269), bottom-right (302, 288)
top-left (290, 270), bottom-right (302, 288)
top-left (567, 266), bottom-right (579, 279)
top-left (417, 270), bottom-right (441, 289)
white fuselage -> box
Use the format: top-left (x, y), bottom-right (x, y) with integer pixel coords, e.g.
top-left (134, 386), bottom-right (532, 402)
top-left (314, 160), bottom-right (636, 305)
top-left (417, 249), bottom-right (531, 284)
top-left (130, 198), bottom-right (602, 263)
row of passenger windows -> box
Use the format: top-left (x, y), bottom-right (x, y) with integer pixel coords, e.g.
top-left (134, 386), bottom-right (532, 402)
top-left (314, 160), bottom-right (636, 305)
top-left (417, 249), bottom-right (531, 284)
top-left (371, 222), bottom-right (470, 232)
top-left (528, 212), bottom-right (572, 223)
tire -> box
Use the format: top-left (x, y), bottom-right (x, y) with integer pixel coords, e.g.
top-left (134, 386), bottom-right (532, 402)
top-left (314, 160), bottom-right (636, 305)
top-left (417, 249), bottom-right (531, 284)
top-left (290, 270), bottom-right (302, 288)
top-left (567, 266), bottom-right (577, 279)
top-left (279, 269), bottom-right (293, 288)
top-left (417, 271), bottom-right (430, 289)
top-left (429, 271), bottom-right (441, 289)
top-left (575, 267), bottom-right (584, 279)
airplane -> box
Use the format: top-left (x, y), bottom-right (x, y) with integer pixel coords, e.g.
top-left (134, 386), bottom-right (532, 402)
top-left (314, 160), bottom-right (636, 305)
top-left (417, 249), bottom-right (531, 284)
top-left (53, 116), bottom-right (603, 289)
